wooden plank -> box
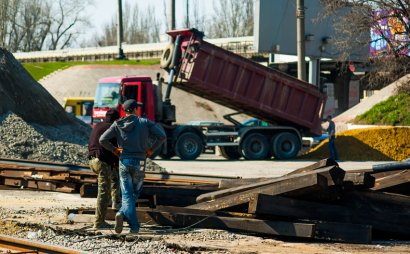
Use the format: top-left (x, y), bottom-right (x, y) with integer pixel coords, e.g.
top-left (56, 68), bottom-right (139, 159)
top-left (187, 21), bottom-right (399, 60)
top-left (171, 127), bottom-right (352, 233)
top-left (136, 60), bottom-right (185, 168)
top-left (66, 207), bottom-right (315, 239)
top-left (343, 171), bottom-right (375, 189)
top-left (372, 169), bottom-right (410, 191)
top-left (314, 221), bottom-right (372, 244)
top-left (3, 178), bottom-right (26, 187)
top-left (341, 190), bottom-right (410, 214)
top-left (80, 183), bottom-right (98, 198)
top-left (218, 178), bottom-right (271, 189)
top-left (285, 158), bottom-right (339, 176)
top-left (66, 206), bottom-right (370, 243)
top-left (188, 173), bottom-right (328, 211)
top-left (196, 166), bottom-right (343, 203)
top-left (250, 192), bottom-right (410, 236)
top-left (143, 185), bottom-right (217, 206)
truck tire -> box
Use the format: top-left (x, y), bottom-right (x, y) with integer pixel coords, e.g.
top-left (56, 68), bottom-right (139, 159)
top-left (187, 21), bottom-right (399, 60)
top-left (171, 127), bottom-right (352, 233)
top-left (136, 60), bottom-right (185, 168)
top-left (160, 43), bottom-right (174, 69)
top-left (219, 146), bottom-right (241, 160)
top-left (241, 133), bottom-right (269, 160)
top-left (272, 132), bottom-right (301, 160)
top-left (175, 132), bottom-right (203, 160)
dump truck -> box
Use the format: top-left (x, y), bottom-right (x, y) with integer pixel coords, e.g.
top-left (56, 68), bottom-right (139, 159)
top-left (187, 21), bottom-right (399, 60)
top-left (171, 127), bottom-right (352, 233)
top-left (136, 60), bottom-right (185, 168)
top-left (92, 28), bottom-right (326, 160)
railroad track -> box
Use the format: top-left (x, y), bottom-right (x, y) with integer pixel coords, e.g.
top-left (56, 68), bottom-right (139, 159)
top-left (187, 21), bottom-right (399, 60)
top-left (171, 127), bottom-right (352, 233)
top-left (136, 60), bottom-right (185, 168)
top-left (0, 157), bottom-right (88, 171)
top-left (0, 234), bottom-right (84, 254)
top-left (0, 157), bottom-right (239, 194)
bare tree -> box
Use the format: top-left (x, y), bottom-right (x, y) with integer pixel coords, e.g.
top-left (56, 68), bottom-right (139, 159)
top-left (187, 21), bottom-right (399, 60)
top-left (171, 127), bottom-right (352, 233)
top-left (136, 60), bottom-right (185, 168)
top-left (95, 1), bottom-right (162, 46)
top-left (48, 0), bottom-right (92, 50)
top-left (1, 0), bottom-right (92, 52)
top-left (191, 0), bottom-right (206, 32)
top-left (0, 0), bottom-right (10, 47)
top-left (207, 0), bottom-right (254, 38)
top-left (321, 0), bottom-right (410, 91)
top-left (20, 0), bottom-right (51, 51)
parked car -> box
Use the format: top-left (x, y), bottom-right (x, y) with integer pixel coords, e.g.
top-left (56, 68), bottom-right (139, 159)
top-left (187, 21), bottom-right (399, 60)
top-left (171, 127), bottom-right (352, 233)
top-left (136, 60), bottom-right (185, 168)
top-left (302, 134), bottom-right (329, 148)
top-left (241, 118), bottom-right (270, 127)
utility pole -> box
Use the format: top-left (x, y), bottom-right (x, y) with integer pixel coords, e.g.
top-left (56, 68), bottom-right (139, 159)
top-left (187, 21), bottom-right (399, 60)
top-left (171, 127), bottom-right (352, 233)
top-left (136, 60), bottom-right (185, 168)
top-left (186, 0), bottom-right (189, 28)
top-left (170, 0), bottom-right (176, 30)
top-left (116, 0), bottom-right (126, 59)
top-left (296, 0), bottom-right (306, 81)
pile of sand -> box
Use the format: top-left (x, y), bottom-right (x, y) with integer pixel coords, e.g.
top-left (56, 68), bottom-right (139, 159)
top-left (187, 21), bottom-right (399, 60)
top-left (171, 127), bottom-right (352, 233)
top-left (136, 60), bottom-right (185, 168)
top-left (302, 127), bottom-right (410, 161)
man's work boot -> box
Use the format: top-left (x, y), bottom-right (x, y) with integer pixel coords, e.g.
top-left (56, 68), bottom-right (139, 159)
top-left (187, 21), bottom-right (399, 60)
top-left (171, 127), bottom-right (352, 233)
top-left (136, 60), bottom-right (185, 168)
top-left (115, 213), bottom-right (123, 234)
top-left (112, 202), bottom-right (121, 210)
top-left (129, 228), bottom-right (139, 235)
top-left (93, 221), bottom-right (113, 230)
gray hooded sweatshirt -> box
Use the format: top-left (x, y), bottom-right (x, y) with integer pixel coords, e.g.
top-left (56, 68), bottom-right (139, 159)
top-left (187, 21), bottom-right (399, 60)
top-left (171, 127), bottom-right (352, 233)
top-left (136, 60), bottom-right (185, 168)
top-left (99, 115), bottom-right (166, 159)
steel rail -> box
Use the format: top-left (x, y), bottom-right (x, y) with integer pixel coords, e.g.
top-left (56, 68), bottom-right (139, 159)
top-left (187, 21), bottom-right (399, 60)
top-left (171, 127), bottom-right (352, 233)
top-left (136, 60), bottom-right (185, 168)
top-left (0, 158), bottom-right (240, 185)
top-left (0, 157), bottom-right (88, 171)
top-left (0, 234), bottom-right (85, 254)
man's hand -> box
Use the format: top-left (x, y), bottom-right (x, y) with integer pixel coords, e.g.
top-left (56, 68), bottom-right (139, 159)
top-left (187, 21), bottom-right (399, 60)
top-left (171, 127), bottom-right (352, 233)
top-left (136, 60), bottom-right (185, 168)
top-left (146, 149), bottom-right (154, 158)
top-left (113, 147), bottom-right (122, 157)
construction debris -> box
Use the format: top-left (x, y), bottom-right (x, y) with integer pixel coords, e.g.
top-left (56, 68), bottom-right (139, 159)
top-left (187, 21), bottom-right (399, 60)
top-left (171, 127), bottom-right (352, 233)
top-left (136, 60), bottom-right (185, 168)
top-left (61, 159), bottom-right (410, 244)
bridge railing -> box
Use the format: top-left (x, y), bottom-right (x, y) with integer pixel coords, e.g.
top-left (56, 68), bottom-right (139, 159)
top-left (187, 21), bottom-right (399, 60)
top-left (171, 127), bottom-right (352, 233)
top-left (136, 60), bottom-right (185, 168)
top-left (14, 37), bottom-right (254, 63)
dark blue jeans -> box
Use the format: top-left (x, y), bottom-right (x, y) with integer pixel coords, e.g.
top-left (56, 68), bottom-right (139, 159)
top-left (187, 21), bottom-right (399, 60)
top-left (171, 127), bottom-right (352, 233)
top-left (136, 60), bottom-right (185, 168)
top-left (118, 157), bottom-right (144, 231)
top-left (328, 137), bottom-right (339, 160)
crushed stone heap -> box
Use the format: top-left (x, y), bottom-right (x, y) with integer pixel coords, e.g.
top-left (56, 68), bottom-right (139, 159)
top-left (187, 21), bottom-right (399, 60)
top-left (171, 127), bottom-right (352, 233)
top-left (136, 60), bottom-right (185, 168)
top-left (0, 47), bottom-right (92, 164)
top-left (0, 113), bottom-right (89, 165)
top-left (302, 127), bottom-right (410, 161)
top-left (0, 48), bottom-right (77, 125)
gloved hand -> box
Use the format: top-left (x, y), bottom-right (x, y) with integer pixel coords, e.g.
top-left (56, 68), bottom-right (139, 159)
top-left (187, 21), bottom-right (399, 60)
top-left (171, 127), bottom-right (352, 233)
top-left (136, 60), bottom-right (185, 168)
top-left (113, 147), bottom-right (122, 157)
top-left (146, 149), bottom-right (154, 158)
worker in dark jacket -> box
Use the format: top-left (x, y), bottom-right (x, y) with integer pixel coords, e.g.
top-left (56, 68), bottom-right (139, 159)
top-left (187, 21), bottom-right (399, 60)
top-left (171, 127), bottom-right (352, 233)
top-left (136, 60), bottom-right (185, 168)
top-left (99, 99), bottom-right (166, 234)
top-left (88, 108), bottom-right (121, 229)
top-left (326, 115), bottom-right (339, 160)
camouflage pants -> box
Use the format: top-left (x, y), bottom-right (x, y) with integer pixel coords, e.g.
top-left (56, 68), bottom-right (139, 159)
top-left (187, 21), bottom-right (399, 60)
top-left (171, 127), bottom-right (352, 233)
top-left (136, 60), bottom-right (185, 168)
top-left (89, 157), bottom-right (121, 226)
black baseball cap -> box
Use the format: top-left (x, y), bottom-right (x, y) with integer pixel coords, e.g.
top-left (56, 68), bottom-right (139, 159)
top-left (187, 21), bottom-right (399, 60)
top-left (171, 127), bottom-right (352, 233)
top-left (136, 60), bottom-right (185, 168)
top-left (123, 99), bottom-right (143, 113)
top-left (104, 108), bottom-right (120, 123)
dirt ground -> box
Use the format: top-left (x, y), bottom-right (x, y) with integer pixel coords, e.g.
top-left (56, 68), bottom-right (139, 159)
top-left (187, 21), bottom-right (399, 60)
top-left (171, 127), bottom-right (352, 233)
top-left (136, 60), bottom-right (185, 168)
top-left (1, 188), bottom-right (410, 254)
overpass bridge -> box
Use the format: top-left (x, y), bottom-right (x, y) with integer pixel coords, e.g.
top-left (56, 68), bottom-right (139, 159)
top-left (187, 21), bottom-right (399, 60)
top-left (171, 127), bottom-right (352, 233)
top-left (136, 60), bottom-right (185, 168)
top-left (13, 37), bottom-right (255, 63)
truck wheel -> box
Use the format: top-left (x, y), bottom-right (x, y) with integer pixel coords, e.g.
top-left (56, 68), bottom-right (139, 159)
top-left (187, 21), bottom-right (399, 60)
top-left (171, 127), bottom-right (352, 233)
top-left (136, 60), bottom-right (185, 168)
top-left (219, 146), bottom-right (241, 160)
top-left (272, 132), bottom-right (301, 160)
top-left (160, 43), bottom-right (174, 69)
top-left (175, 132), bottom-right (203, 160)
top-left (241, 133), bottom-right (269, 160)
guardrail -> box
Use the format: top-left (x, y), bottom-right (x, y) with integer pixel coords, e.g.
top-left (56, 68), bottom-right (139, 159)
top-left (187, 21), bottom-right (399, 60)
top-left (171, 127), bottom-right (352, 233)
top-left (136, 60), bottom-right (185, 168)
top-left (13, 37), bottom-right (255, 63)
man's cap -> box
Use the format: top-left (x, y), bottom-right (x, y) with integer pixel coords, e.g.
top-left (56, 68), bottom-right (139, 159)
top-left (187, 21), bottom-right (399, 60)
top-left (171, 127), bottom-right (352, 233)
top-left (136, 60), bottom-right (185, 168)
top-left (104, 108), bottom-right (120, 123)
top-left (123, 99), bottom-right (143, 112)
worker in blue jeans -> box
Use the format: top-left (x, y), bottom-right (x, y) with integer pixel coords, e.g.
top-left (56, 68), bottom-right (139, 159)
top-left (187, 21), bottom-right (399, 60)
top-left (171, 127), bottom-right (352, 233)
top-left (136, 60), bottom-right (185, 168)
top-left (99, 99), bottom-right (166, 234)
top-left (326, 115), bottom-right (339, 160)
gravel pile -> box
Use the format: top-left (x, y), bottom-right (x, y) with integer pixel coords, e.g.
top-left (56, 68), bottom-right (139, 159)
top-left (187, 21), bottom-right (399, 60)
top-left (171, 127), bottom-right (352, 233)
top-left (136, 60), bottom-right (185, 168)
top-left (0, 112), bottom-right (90, 165)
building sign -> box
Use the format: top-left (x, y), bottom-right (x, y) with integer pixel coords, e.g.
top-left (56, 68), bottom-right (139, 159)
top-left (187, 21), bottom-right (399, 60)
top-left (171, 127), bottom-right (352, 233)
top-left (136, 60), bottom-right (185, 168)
top-left (370, 10), bottom-right (409, 56)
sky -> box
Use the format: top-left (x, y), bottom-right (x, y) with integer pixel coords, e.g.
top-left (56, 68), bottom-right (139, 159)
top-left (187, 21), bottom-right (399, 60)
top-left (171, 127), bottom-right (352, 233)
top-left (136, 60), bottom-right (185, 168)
top-left (85, 0), bottom-right (212, 43)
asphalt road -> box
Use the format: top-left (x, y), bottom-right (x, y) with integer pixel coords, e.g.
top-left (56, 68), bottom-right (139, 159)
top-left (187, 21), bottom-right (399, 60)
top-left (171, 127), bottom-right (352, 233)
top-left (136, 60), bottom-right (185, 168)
top-left (154, 153), bottom-right (390, 179)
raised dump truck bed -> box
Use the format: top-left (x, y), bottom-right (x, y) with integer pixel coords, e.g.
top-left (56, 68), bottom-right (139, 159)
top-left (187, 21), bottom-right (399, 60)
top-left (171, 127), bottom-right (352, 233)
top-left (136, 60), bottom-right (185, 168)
top-left (167, 29), bottom-right (326, 136)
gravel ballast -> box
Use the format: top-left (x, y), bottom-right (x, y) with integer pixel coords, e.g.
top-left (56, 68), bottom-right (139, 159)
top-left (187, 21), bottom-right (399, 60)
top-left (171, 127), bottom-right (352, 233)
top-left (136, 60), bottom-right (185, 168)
top-left (0, 112), bottom-right (90, 165)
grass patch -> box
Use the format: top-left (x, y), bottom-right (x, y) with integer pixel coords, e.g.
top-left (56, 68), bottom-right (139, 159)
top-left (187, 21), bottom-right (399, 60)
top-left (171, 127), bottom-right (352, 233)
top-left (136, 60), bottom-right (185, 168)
top-left (22, 59), bottom-right (160, 81)
top-left (353, 93), bottom-right (410, 125)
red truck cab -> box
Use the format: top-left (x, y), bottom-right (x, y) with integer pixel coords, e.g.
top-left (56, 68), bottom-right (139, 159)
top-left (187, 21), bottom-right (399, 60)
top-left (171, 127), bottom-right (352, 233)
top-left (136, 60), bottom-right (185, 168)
top-left (92, 76), bottom-right (155, 125)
